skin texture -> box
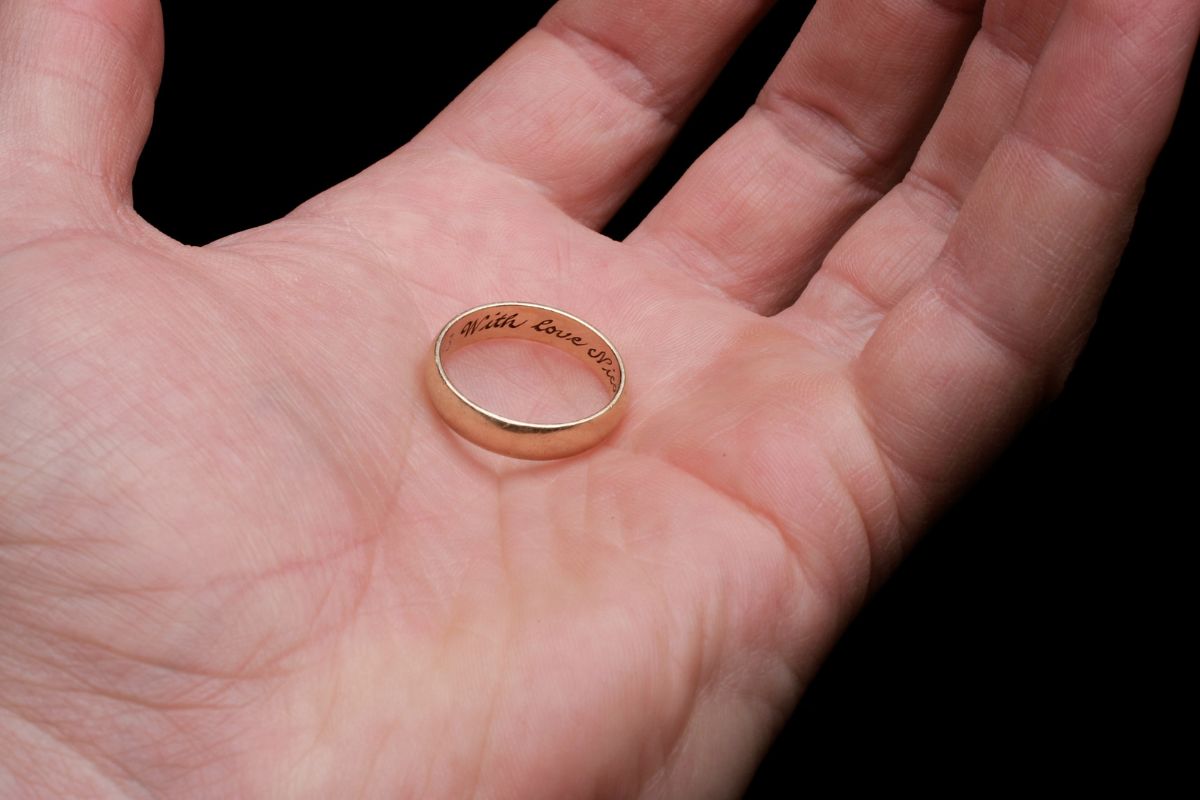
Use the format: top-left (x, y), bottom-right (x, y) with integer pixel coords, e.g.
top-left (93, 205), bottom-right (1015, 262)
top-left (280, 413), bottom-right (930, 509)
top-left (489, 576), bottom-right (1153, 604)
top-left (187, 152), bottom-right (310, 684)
top-left (0, 0), bottom-right (1195, 797)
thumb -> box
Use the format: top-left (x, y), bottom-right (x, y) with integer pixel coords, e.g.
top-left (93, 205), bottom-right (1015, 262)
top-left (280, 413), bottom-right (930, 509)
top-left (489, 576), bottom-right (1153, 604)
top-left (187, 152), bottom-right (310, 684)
top-left (0, 0), bottom-right (163, 218)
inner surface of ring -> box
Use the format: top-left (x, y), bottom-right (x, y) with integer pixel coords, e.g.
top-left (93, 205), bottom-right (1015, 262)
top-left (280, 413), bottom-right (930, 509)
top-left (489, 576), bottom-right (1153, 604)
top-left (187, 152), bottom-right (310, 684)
top-left (440, 305), bottom-right (623, 405)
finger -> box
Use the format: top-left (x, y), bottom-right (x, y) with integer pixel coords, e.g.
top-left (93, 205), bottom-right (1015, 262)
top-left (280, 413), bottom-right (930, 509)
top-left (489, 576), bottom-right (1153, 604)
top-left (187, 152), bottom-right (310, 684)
top-left (308, 0), bottom-right (770, 230)
top-left (625, 0), bottom-right (983, 314)
top-left (0, 0), bottom-right (163, 218)
top-left (782, 0), bottom-right (1066, 356)
top-left (854, 0), bottom-right (1198, 512)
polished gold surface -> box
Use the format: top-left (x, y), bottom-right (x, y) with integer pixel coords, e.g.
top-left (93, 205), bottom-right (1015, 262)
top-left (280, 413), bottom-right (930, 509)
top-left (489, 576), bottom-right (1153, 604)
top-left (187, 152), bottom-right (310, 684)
top-left (425, 302), bottom-right (627, 459)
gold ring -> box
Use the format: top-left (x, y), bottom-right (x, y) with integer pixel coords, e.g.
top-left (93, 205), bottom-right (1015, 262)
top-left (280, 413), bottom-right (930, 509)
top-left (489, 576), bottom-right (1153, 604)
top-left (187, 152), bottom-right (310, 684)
top-left (425, 302), bottom-right (628, 460)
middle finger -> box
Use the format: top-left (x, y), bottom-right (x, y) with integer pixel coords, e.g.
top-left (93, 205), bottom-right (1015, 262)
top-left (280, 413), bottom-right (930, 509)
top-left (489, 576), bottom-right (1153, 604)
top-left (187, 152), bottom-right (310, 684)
top-left (626, 0), bottom-right (983, 314)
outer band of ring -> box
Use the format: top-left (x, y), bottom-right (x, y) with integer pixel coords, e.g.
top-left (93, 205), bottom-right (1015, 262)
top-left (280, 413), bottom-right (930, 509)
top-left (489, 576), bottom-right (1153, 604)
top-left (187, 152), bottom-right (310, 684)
top-left (425, 302), bottom-right (628, 460)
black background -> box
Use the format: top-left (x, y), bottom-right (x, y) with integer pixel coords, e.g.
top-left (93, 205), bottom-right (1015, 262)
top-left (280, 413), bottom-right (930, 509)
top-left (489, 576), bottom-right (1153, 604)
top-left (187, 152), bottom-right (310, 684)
top-left (133, 2), bottom-right (1194, 795)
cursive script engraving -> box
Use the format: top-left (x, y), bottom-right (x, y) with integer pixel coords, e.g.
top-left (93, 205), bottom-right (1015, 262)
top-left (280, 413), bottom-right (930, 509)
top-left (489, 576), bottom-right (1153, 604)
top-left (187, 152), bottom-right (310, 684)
top-left (587, 347), bottom-right (620, 392)
top-left (447, 309), bottom-right (620, 396)
top-left (532, 318), bottom-right (589, 347)
top-left (460, 311), bottom-right (527, 338)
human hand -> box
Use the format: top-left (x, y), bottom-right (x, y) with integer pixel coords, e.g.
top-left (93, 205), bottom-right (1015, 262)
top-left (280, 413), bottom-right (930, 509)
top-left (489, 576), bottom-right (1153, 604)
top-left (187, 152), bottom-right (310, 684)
top-left (1, 1), bottom-right (1195, 797)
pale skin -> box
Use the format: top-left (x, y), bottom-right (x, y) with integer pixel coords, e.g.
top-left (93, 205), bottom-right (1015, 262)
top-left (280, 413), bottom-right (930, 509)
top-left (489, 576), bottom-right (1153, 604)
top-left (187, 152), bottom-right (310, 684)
top-left (0, 0), bottom-right (1194, 796)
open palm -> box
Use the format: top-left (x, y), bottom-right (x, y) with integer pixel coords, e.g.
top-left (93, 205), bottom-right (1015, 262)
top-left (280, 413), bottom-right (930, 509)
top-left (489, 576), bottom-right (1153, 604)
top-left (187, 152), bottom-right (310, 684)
top-left (1, 0), bottom-right (1194, 797)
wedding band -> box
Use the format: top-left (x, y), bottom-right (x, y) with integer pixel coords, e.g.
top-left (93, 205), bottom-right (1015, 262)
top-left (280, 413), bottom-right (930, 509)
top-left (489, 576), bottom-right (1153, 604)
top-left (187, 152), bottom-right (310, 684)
top-left (425, 302), bottom-right (628, 460)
